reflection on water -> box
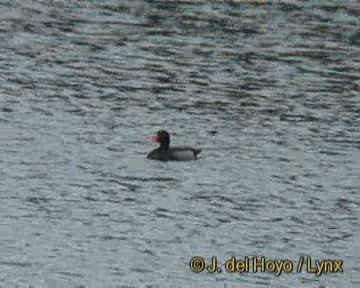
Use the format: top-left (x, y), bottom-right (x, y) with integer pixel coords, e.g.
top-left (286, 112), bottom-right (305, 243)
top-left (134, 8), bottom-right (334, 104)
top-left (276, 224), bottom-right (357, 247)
top-left (0, 0), bottom-right (359, 287)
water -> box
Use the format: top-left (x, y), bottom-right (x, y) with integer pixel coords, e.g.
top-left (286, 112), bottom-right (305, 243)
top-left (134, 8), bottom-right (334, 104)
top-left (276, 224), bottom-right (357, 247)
top-left (0, 0), bottom-right (359, 287)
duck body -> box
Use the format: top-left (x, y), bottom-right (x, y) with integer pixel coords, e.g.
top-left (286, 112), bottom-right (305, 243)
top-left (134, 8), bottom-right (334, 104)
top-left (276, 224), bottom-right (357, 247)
top-left (146, 130), bottom-right (201, 161)
top-left (147, 146), bottom-right (201, 161)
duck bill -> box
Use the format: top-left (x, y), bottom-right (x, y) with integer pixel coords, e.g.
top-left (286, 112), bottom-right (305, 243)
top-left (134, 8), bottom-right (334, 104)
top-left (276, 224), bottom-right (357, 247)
top-left (146, 134), bottom-right (159, 144)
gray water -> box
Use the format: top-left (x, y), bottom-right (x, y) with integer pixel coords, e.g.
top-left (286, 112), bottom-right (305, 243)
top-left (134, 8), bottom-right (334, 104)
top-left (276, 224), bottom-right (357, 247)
top-left (0, 0), bottom-right (359, 287)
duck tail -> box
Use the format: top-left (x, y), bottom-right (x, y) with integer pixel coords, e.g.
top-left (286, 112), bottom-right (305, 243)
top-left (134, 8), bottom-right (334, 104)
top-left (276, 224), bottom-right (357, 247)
top-left (194, 148), bottom-right (202, 156)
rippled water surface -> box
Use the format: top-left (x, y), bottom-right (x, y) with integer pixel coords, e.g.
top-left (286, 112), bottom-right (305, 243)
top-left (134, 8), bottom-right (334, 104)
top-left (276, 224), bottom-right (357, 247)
top-left (0, 0), bottom-right (359, 287)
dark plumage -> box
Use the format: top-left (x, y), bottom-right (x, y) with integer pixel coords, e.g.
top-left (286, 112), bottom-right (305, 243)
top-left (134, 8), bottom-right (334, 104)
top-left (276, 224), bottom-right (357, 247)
top-left (147, 130), bottom-right (201, 161)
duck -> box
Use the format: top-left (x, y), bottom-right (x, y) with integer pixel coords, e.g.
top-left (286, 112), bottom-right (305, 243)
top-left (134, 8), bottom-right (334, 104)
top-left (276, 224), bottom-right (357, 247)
top-left (147, 130), bottom-right (201, 161)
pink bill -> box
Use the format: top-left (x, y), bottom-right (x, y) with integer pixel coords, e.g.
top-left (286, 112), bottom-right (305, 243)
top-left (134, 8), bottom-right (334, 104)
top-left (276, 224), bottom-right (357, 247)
top-left (146, 134), bottom-right (158, 143)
